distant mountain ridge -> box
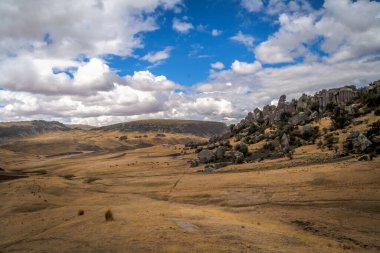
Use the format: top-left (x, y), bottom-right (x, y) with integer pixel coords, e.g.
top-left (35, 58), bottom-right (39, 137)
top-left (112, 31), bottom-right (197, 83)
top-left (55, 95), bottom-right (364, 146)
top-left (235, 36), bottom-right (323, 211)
top-left (0, 120), bottom-right (70, 138)
top-left (0, 119), bottom-right (228, 138)
top-left (95, 119), bottom-right (228, 137)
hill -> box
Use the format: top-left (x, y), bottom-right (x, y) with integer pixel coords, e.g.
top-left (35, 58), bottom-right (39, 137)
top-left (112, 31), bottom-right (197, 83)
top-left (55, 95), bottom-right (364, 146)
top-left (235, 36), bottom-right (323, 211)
top-left (190, 80), bottom-right (380, 169)
top-left (95, 119), bottom-right (228, 137)
top-left (0, 120), bottom-right (70, 139)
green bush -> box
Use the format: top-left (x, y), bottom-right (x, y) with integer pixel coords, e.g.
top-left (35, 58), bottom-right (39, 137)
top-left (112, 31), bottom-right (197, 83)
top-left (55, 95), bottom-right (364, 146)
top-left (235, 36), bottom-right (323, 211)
top-left (331, 107), bottom-right (352, 129)
top-left (363, 93), bottom-right (380, 108)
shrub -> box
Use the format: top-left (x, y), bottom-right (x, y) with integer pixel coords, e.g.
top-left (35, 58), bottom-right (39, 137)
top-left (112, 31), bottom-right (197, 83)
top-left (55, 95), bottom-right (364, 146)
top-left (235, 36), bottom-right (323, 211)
top-left (119, 135), bottom-right (128, 141)
top-left (62, 174), bottom-right (75, 180)
top-left (285, 150), bottom-right (294, 160)
top-left (229, 124), bottom-right (235, 132)
top-left (234, 142), bottom-right (249, 156)
top-left (280, 112), bottom-right (292, 123)
top-left (363, 93), bottom-right (380, 108)
top-left (78, 210), bottom-right (84, 216)
top-left (331, 107), bottom-right (351, 129)
top-left (324, 133), bottom-right (338, 150)
top-left (325, 103), bottom-right (336, 113)
top-left (375, 106), bottom-right (380, 116)
top-left (105, 209), bottom-right (114, 221)
top-left (310, 102), bottom-right (320, 112)
top-left (248, 124), bottom-right (259, 134)
top-left (366, 120), bottom-right (380, 139)
top-left (263, 142), bottom-right (275, 151)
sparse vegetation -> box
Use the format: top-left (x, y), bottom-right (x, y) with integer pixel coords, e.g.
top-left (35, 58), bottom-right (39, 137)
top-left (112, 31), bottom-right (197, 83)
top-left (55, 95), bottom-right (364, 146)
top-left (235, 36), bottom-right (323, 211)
top-left (330, 107), bottom-right (351, 130)
top-left (105, 209), bottom-right (114, 221)
top-left (62, 174), bottom-right (75, 180)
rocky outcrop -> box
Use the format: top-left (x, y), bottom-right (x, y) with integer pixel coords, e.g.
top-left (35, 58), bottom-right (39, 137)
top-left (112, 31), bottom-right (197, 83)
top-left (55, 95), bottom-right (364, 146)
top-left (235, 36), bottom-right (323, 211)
top-left (194, 80), bottom-right (380, 169)
top-left (315, 87), bottom-right (357, 111)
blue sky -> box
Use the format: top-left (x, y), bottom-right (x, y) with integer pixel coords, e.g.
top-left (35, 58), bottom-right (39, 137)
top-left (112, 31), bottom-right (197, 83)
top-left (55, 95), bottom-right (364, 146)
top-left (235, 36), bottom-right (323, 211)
top-left (109, 0), bottom-right (325, 86)
top-left (0, 0), bottom-right (379, 125)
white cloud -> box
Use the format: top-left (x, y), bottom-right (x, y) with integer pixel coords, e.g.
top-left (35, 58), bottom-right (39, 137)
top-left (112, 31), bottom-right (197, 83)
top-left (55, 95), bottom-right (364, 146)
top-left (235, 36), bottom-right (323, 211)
top-left (172, 18), bottom-right (193, 33)
top-left (255, 13), bottom-right (317, 63)
top-left (231, 60), bottom-right (261, 74)
top-left (211, 61), bottom-right (225, 70)
top-left (1, 0), bottom-right (380, 126)
top-left (241, 0), bottom-right (263, 12)
top-left (211, 29), bottom-right (222, 36)
top-left (230, 31), bottom-right (255, 49)
top-left (142, 47), bottom-right (173, 63)
top-left (0, 0), bottom-right (181, 59)
top-left (125, 71), bottom-right (178, 91)
top-left (265, 0), bottom-right (313, 16)
top-left (255, 0), bottom-right (380, 64)
top-left (0, 56), bottom-right (119, 95)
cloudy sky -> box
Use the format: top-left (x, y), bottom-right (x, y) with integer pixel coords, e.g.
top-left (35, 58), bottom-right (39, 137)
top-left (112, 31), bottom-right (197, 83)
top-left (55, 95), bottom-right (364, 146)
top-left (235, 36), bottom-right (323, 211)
top-left (0, 0), bottom-right (379, 126)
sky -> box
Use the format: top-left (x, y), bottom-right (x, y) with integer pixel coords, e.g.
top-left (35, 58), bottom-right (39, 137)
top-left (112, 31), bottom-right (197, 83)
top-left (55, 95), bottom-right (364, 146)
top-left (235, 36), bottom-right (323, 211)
top-left (0, 0), bottom-right (380, 126)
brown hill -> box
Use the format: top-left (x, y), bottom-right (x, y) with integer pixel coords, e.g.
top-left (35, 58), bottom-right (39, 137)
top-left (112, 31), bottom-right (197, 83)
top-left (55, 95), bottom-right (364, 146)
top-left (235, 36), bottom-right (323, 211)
top-left (0, 120), bottom-right (70, 139)
top-left (95, 119), bottom-right (228, 137)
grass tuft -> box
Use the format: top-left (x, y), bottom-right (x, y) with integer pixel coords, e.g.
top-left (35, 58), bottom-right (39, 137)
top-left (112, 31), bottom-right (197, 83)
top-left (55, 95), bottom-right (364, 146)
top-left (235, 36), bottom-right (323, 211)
top-left (105, 209), bottom-right (114, 221)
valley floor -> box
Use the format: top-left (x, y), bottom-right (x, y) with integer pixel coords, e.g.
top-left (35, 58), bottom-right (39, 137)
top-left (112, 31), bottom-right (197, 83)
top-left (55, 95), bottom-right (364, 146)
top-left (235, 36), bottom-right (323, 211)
top-left (0, 140), bottom-right (380, 252)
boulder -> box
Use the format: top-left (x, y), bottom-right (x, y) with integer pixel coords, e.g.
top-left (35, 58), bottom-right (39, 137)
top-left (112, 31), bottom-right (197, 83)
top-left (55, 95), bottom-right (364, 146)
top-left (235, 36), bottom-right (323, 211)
top-left (234, 151), bottom-right (245, 163)
top-left (281, 133), bottom-right (290, 152)
top-left (352, 119), bottom-right (363, 125)
top-left (255, 134), bottom-right (265, 143)
top-left (203, 162), bottom-right (233, 173)
top-left (358, 154), bottom-right (372, 161)
top-left (189, 160), bottom-right (199, 167)
top-left (198, 150), bottom-right (216, 163)
top-left (345, 132), bottom-right (372, 153)
top-left (220, 139), bottom-right (230, 147)
top-left (207, 143), bottom-right (215, 150)
top-left (355, 134), bottom-right (372, 152)
top-left (195, 146), bottom-right (203, 153)
top-left (309, 111), bottom-right (318, 120)
top-left (234, 142), bottom-right (248, 155)
top-left (215, 146), bottom-right (226, 160)
top-left (291, 112), bottom-right (307, 125)
top-left (203, 165), bottom-right (215, 173)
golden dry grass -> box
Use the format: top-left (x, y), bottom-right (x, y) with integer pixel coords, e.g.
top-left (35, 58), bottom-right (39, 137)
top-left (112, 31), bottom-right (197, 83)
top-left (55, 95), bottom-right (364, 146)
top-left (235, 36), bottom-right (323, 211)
top-left (0, 125), bottom-right (379, 252)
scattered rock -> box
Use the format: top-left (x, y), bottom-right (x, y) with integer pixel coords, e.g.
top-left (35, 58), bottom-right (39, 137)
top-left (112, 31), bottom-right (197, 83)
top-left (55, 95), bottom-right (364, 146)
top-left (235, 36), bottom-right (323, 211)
top-left (198, 150), bottom-right (216, 163)
top-left (353, 119), bottom-right (363, 125)
top-left (215, 146), bottom-right (226, 160)
top-left (358, 154), bottom-right (372, 161)
top-left (189, 160), bottom-right (200, 167)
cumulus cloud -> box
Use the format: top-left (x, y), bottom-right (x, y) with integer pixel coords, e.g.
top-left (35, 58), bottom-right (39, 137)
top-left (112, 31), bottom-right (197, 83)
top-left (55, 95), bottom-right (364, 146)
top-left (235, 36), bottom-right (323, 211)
top-left (1, 0), bottom-right (380, 126)
top-left (255, 0), bottom-right (380, 64)
top-left (211, 61), bottom-right (225, 70)
top-left (231, 60), bottom-right (261, 74)
top-left (230, 31), bottom-right (255, 49)
top-left (0, 56), bottom-right (120, 95)
top-left (241, 0), bottom-right (263, 12)
top-left (125, 71), bottom-right (178, 91)
top-left (172, 18), bottom-right (194, 33)
top-left (0, 0), bottom-right (181, 59)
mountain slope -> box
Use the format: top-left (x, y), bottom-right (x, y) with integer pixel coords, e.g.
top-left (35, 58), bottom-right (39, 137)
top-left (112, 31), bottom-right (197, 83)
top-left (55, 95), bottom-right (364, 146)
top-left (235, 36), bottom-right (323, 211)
top-left (95, 119), bottom-right (228, 137)
top-left (0, 120), bottom-right (70, 138)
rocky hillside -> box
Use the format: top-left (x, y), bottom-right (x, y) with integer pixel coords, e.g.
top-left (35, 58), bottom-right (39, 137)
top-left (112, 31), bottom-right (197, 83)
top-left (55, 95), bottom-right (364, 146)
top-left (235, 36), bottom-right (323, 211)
top-left (95, 119), bottom-right (228, 137)
top-left (0, 120), bottom-right (70, 138)
top-left (189, 80), bottom-right (380, 171)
